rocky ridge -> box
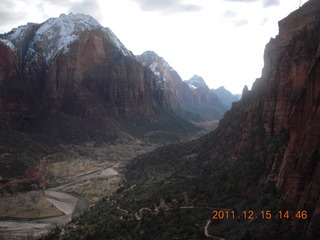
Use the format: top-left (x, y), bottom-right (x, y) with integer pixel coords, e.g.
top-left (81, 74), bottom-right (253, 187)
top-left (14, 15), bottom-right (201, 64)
top-left (136, 51), bottom-right (179, 109)
top-left (137, 52), bottom-right (228, 119)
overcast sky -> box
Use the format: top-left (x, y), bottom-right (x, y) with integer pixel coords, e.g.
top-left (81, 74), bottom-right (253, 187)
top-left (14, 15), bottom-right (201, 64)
top-left (0, 0), bottom-right (309, 93)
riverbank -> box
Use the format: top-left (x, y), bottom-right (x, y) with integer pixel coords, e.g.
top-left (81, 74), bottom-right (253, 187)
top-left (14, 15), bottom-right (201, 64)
top-left (0, 163), bottom-right (120, 240)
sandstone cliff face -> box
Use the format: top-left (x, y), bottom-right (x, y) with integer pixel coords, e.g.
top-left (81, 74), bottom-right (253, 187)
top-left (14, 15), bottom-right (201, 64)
top-left (43, 31), bottom-right (165, 118)
top-left (0, 14), bottom-right (168, 122)
top-left (136, 51), bottom-right (182, 109)
top-left (212, 0), bottom-right (320, 238)
top-left (137, 53), bottom-right (227, 119)
top-left (0, 38), bottom-right (38, 123)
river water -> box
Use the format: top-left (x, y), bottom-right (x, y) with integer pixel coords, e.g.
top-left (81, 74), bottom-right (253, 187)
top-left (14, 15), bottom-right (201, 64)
top-left (0, 164), bottom-right (119, 239)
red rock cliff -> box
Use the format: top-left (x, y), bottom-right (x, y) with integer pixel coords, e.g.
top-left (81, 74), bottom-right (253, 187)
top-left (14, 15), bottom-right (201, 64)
top-left (43, 30), bottom-right (166, 118)
top-left (207, 0), bottom-right (320, 238)
top-left (0, 14), bottom-right (169, 122)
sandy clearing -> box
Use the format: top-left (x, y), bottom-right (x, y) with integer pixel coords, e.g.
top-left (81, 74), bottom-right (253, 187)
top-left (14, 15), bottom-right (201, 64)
top-left (44, 190), bottom-right (78, 215)
top-left (101, 168), bottom-right (118, 176)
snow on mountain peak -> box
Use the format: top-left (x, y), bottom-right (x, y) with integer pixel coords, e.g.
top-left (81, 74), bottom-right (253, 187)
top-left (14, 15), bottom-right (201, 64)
top-left (104, 27), bottom-right (133, 57)
top-left (39, 13), bottom-right (102, 35)
top-left (137, 51), bottom-right (173, 74)
top-left (2, 13), bottom-right (132, 63)
top-left (33, 13), bottom-right (103, 63)
top-left (136, 51), bottom-right (176, 89)
top-left (185, 75), bottom-right (208, 89)
top-left (0, 38), bottom-right (16, 52)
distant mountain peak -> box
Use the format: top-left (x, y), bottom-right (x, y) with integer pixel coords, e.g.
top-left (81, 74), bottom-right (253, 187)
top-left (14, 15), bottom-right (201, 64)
top-left (212, 86), bottom-right (241, 107)
top-left (139, 51), bottom-right (160, 61)
top-left (185, 75), bottom-right (208, 89)
top-left (216, 86), bottom-right (226, 90)
top-left (136, 51), bottom-right (174, 78)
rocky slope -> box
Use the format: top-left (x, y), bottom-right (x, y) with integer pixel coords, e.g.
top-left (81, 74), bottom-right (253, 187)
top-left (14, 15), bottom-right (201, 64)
top-left (136, 51), bottom-right (180, 109)
top-left (137, 52), bottom-right (228, 120)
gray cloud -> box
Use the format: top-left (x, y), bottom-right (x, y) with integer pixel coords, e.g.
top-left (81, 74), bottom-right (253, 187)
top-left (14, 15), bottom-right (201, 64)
top-left (260, 17), bottom-right (268, 25)
top-left (224, 0), bottom-right (279, 8)
top-left (129, 0), bottom-right (202, 14)
top-left (223, 10), bottom-right (237, 18)
top-left (263, 0), bottom-right (279, 8)
top-left (224, 0), bottom-right (258, 2)
top-left (0, 9), bottom-right (26, 26)
top-left (68, 0), bottom-right (102, 21)
top-left (0, 0), bottom-right (36, 32)
top-left (0, 0), bottom-right (104, 33)
top-left (223, 10), bottom-right (248, 27)
top-left (234, 19), bottom-right (248, 27)
top-left (43, 0), bottom-right (102, 20)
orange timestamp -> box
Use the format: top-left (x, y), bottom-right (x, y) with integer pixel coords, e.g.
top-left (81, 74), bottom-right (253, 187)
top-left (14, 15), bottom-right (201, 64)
top-left (212, 210), bottom-right (308, 220)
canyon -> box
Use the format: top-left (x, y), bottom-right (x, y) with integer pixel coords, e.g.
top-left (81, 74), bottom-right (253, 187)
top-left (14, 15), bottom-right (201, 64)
top-left (40, 1), bottom-right (320, 239)
top-left (1, 0), bottom-right (320, 239)
top-left (0, 12), bottom-right (224, 239)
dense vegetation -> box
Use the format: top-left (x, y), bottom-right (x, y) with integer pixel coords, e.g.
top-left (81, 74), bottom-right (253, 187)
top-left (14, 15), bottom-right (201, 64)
top-left (42, 123), bottom-right (292, 240)
top-left (0, 109), bottom-right (199, 192)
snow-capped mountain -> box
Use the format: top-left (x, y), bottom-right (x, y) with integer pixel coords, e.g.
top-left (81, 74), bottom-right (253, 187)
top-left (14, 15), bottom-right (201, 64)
top-left (136, 51), bottom-right (174, 87)
top-left (0, 38), bottom-right (16, 52)
top-left (137, 51), bottom-right (173, 73)
top-left (2, 13), bottom-right (132, 64)
top-left (0, 13), bottom-right (170, 120)
top-left (136, 51), bottom-right (179, 108)
top-left (0, 13), bottom-right (229, 121)
top-left (185, 75), bottom-right (208, 89)
top-left (137, 51), bottom-right (228, 119)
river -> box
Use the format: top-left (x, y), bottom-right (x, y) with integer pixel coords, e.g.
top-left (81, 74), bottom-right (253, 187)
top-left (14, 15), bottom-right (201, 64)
top-left (0, 164), bottom-right (119, 240)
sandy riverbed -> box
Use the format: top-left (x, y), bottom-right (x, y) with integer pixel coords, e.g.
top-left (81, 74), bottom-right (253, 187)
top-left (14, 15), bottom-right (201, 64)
top-left (0, 165), bottom-right (119, 240)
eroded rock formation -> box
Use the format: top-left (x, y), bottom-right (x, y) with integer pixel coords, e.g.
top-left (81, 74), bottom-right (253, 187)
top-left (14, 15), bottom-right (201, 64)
top-left (210, 0), bottom-right (320, 238)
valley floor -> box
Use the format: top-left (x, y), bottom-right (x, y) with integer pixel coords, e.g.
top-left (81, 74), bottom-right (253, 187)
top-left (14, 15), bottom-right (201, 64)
top-left (0, 120), bottom-right (219, 239)
top-left (0, 141), bottom-right (161, 239)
